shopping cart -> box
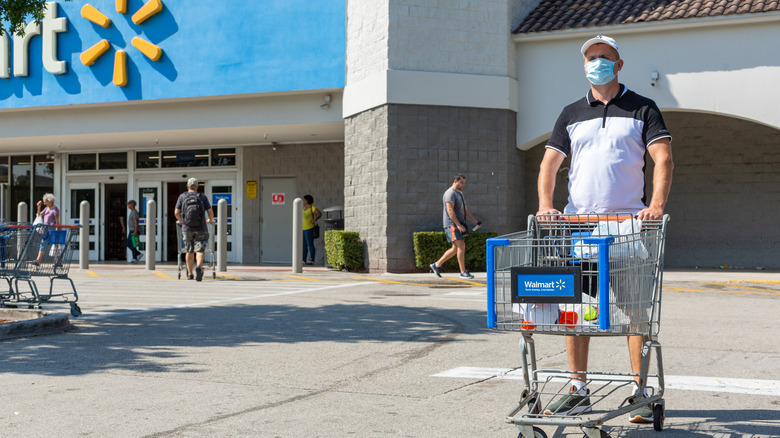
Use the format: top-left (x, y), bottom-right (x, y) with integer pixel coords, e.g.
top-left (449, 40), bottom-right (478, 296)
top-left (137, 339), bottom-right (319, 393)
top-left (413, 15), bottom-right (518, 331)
top-left (487, 213), bottom-right (669, 438)
top-left (0, 223), bottom-right (34, 300)
top-left (1, 224), bottom-right (82, 317)
top-left (174, 221), bottom-right (216, 280)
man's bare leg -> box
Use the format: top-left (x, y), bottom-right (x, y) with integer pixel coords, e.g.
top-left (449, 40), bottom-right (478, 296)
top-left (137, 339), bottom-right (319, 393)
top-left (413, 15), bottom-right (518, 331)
top-left (435, 244), bottom-right (458, 267)
top-left (628, 334), bottom-right (650, 387)
top-left (568, 335), bottom-right (590, 384)
top-left (186, 252), bottom-right (195, 277)
top-left (453, 239), bottom-right (466, 273)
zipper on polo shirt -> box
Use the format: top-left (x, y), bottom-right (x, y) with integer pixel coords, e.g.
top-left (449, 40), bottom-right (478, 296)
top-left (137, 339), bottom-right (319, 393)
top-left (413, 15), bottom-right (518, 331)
top-left (602, 103), bottom-right (608, 128)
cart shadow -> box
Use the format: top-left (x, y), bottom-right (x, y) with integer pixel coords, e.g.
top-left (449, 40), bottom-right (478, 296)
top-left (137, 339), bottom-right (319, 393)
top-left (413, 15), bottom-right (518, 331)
top-left (570, 408), bottom-right (780, 437)
top-left (0, 302), bottom-right (486, 376)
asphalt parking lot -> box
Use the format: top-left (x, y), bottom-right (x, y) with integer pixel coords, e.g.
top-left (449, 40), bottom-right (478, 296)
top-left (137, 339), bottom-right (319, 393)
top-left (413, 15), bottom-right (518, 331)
top-left (1, 264), bottom-right (778, 438)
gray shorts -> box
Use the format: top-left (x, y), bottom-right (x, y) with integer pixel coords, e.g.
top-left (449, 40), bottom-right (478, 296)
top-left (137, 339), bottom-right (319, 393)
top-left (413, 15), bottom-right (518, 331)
top-left (444, 225), bottom-right (464, 243)
top-left (182, 231), bottom-right (209, 253)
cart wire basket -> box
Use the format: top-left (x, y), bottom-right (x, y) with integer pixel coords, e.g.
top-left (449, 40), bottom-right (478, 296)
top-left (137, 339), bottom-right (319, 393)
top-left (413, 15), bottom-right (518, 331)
top-left (175, 221), bottom-right (217, 280)
top-left (0, 224), bottom-right (82, 317)
top-left (486, 213), bottom-right (670, 438)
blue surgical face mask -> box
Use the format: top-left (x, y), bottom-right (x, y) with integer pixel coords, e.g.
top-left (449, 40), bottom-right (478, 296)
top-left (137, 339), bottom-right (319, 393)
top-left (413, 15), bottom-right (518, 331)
top-left (585, 58), bottom-right (616, 85)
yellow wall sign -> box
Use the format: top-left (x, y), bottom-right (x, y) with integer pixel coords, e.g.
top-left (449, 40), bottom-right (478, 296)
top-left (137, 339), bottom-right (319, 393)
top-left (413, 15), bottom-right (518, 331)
top-left (80, 0), bottom-right (165, 87)
top-left (246, 181), bottom-right (257, 199)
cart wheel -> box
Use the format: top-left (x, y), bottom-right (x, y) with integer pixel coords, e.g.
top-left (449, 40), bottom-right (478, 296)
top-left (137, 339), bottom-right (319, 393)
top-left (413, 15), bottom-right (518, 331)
top-left (518, 427), bottom-right (547, 438)
top-left (528, 397), bottom-right (540, 415)
top-left (178, 272), bottom-right (181, 279)
top-left (653, 403), bottom-right (664, 431)
top-left (70, 303), bottom-right (82, 317)
top-left (212, 272), bottom-right (216, 279)
top-left (581, 430), bottom-right (610, 438)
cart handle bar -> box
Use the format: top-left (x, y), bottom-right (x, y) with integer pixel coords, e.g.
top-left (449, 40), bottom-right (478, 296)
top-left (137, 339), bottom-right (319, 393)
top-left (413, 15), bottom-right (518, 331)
top-left (34, 224), bottom-right (81, 229)
top-left (537, 214), bottom-right (635, 222)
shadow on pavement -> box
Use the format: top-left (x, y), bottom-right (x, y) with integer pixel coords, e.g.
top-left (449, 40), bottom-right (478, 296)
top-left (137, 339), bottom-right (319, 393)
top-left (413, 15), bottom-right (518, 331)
top-left (0, 302), bottom-right (488, 376)
top-left (602, 408), bottom-right (780, 437)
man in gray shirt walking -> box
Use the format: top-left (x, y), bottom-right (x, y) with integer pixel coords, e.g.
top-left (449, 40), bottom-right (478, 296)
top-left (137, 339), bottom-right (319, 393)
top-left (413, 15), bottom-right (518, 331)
top-left (120, 200), bottom-right (143, 263)
top-left (430, 174), bottom-right (479, 279)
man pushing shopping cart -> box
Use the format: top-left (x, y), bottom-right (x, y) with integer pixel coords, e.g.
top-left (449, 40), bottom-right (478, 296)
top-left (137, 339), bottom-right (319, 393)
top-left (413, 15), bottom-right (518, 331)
top-left (487, 35), bottom-right (674, 438)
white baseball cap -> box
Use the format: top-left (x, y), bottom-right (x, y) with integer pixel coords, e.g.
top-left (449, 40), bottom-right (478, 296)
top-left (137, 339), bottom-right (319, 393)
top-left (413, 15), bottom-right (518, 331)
top-left (581, 35), bottom-right (621, 58)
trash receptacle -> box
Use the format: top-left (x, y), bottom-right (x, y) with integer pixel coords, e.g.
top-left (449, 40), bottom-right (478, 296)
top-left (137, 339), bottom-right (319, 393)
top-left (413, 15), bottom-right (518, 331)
top-left (321, 206), bottom-right (344, 231)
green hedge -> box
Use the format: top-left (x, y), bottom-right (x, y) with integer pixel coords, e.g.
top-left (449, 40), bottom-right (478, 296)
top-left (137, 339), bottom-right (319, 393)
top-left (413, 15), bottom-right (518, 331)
top-left (324, 230), bottom-right (364, 271)
top-left (413, 231), bottom-right (497, 272)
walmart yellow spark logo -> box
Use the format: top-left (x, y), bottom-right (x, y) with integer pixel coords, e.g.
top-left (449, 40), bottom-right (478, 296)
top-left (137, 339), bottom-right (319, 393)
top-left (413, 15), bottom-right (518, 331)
top-left (79, 0), bottom-right (164, 87)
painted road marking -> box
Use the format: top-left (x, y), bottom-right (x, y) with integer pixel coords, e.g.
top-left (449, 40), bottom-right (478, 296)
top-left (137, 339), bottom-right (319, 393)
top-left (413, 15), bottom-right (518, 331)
top-left (665, 286), bottom-right (780, 296)
top-left (702, 282), bottom-right (780, 294)
top-left (76, 281), bottom-right (376, 320)
top-left (353, 275), bottom-right (484, 288)
top-left (85, 270), bottom-right (100, 277)
top-left (432, 367), bottom-right (780, 396)
top-left (152, 271), bottom-right (174, 279)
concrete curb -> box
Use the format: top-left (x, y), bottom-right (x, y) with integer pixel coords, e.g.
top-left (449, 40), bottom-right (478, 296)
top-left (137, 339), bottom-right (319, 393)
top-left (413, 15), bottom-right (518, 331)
top-left (0, 309), bottom-right (72, 341)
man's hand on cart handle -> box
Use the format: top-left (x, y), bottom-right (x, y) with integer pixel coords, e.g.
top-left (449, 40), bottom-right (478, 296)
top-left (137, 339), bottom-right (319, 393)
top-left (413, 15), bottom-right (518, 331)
top-left (636, 205), bottom-right (664, 220)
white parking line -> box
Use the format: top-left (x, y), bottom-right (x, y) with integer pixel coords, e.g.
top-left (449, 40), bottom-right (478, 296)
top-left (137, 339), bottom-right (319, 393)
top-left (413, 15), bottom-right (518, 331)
top-left (432, 366), bottom-right (780, 396)
top-left (75, 281), bottom-right (376, 320)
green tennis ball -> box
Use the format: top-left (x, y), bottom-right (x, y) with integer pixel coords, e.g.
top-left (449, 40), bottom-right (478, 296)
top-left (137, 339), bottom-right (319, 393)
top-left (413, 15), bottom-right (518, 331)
top-left (583, 306), bottom-right (598, 321)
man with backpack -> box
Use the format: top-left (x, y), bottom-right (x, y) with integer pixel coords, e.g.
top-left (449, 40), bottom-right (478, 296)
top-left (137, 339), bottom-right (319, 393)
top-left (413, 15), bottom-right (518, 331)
top-left (174, 178), bottom-right (214, 281)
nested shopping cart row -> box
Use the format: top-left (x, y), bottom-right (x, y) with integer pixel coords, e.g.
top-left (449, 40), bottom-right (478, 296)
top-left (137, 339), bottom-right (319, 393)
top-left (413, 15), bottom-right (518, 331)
top-left (0, 223), bottom-right (82, 317)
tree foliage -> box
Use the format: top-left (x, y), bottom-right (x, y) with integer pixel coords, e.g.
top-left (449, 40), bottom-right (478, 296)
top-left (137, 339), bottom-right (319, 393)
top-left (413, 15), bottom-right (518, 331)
top-left (0, 0), bottom-right (59, 37)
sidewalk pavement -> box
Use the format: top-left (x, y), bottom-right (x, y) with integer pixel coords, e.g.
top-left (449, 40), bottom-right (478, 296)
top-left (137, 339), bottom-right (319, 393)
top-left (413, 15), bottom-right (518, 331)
top-left (71, 262), bottom-right (780, 284)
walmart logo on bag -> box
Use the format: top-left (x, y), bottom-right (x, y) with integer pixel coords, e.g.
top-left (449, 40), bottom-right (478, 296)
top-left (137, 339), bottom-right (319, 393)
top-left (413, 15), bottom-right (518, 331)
top-left (80, 0), bottom-right (165, 86)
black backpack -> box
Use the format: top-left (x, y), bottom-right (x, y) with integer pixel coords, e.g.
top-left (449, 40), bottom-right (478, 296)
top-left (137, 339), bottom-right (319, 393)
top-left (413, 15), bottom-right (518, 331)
top-left (181, 192), bottom-right (205, 228)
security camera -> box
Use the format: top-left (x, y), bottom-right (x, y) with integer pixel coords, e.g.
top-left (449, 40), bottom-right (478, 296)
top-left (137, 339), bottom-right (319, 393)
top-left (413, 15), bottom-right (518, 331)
top-left (321, 94), bottom-right (332, 110)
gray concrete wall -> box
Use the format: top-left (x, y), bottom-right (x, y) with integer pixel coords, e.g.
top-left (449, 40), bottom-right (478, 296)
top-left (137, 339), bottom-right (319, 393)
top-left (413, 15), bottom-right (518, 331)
top-left (522, 111), bottom-right (780, 269)
top-left (346, 104), bottom-right (521, 272)
top-left (242, 143), bottom-right (345, 264)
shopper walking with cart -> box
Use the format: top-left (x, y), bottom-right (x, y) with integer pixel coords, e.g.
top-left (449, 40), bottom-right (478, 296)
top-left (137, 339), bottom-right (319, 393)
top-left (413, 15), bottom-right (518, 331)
top-left (120, 200), bottom-right (143, 263)
top-left (430, 174), bottom-right (480, 279)
top-left (537, 35), bottom-right (673, 423)
top-left (34, 193), bottom-right (59, 265)
top-left (174, 178), bottom-right (214, 281)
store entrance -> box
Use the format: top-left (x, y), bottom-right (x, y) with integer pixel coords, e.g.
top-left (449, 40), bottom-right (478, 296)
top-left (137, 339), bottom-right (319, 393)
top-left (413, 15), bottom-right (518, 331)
top-left (104, 184), bottom-right (128, 261)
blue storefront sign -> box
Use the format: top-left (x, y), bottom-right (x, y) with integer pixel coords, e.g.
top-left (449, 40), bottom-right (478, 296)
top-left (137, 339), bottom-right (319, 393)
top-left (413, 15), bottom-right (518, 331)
top-left (0, 0), bottom-right (345, 107)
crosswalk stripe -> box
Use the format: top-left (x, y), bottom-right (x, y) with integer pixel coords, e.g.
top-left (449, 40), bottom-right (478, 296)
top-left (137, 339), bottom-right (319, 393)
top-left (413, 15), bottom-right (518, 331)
top-left (432, 367), bottom-right (780, 396)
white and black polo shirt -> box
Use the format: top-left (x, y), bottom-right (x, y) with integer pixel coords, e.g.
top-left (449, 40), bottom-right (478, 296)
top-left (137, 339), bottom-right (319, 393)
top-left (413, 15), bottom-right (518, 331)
top-left (546, 84), bottom-right (672, 215)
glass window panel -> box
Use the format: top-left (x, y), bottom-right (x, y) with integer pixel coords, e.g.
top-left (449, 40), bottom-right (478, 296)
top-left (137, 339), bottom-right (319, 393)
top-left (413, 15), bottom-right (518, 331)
top-left (99, 152), bottom-right (127, 169)
top-left (68, 154), bottom-right (97, 171)
top-left (162, 150), bottom-right (209, 168)
top-left (71, 189), bottom-right (96, 235)
top-left (136, 151), bottom-right (160, 169)
top-left (11, 156), bottom-right (31, 221)
top-left (211, 186), bottom-right (232, 219)
top-left (211, 148), bottom-right (236, 166)
top-left (33, 154), bottom-right (55, 209)
top-left (0, 156), bottom-right (9, 184)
